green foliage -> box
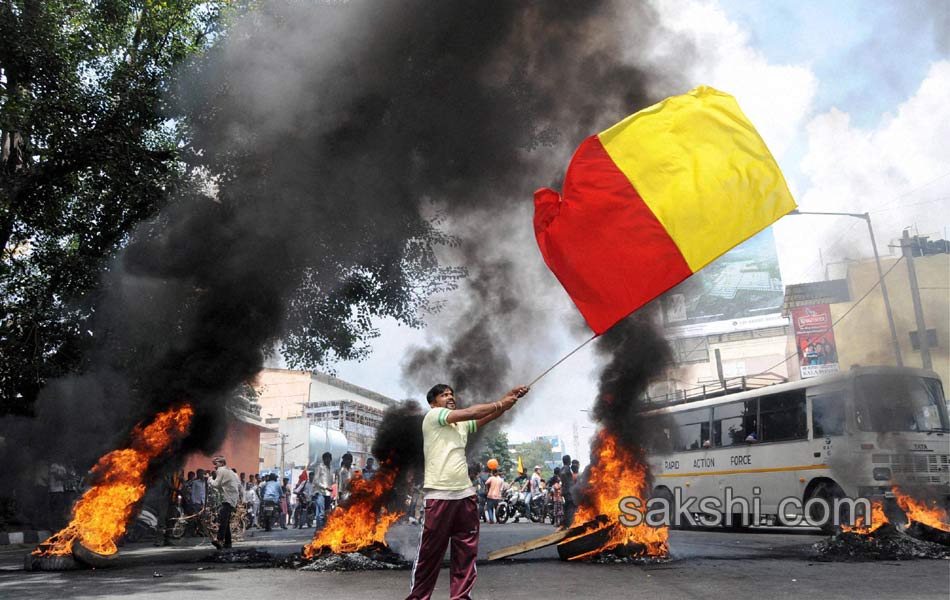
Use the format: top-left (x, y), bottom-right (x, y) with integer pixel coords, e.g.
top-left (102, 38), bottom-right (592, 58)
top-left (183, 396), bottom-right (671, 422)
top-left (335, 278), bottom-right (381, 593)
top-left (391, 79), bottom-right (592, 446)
top-left (514, 438), bottom-right (555, 478)
top-left (0, 1), bottom-right (228, 414)
top-left (476, 429), bottom-right (514, 480)
top-left (0, 1), bottom-right (461, 415)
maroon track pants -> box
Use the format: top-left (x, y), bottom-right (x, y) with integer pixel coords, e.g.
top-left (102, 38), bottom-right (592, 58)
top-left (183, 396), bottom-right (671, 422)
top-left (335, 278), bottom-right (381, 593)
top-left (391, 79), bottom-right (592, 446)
top-left (406, 495), bottom-right (480, 600)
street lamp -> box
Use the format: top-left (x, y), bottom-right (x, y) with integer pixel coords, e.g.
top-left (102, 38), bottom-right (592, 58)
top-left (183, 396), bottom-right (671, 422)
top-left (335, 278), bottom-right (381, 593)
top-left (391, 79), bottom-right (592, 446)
top-left (787, 209), bottom-right (903, 366)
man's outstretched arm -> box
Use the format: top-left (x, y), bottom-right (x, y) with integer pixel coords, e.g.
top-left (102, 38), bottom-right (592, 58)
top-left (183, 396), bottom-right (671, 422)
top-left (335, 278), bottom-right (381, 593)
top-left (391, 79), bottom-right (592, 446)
top-left (444, 386), bottom-right (529, 426)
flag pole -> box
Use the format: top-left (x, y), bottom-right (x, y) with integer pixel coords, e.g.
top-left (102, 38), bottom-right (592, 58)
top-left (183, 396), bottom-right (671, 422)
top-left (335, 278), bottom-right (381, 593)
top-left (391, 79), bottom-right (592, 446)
top-left (526, 333), bottom-right (598, 388)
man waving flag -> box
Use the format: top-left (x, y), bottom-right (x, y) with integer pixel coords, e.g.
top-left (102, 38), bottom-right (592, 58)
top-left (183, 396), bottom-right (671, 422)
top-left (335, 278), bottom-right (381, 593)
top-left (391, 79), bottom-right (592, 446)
top-left (534, 86), bottom-right (796, 335)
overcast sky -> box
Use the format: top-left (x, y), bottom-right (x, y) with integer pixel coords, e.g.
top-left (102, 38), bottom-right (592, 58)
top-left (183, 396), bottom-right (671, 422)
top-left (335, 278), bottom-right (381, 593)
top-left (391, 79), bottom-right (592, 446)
top-left (324, 0), bottom-right (950, 457)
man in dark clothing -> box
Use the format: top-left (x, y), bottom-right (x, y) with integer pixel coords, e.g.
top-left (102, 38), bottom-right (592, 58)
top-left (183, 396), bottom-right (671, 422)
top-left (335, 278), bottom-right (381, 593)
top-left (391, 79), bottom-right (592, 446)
top-left (559, 455), bottom-right (576, 529)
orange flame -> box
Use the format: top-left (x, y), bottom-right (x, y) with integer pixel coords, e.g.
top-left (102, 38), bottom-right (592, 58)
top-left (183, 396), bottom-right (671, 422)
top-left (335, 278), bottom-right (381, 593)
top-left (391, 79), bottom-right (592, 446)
top-left (302, 467), bottom-right (403, 558)
top-left (892, 486), bottom-right (950, 532)
top-left (33, 405), bottom-right (194, 557)
top-left (840, 499), bottom-right (888, 534)
top-left (561, 431), bottom-right (668, 560)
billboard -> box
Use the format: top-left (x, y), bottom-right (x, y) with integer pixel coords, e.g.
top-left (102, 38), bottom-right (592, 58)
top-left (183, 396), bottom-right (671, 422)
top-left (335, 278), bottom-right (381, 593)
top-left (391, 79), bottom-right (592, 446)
top-left (662, 228), bottom-right (786, 337)
top-left (791, 304), bottom-right (839, 378)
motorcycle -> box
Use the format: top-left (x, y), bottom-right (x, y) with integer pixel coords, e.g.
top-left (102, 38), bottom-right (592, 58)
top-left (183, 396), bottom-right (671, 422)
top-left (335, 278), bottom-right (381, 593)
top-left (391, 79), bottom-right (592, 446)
top-left (260, 500), bottom-right (278, 532)
top-left (293, 493), bottom-right (315, 528)
top-left (124, 504), bottom-right (185, 543)
top-left (496, 488), bottom-right (540, 524)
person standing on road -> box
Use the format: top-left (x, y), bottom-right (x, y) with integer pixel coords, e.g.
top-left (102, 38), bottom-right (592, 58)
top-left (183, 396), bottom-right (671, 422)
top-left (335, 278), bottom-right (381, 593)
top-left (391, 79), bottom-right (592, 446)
top-left (293, 472), bottom-right (314, 528)
top-left (280, 478), bottom-right (291, 529)
top-left (526, 465), bottom-right (543, 521)
top-left (549, 468), bottom-right (564, 528)
top-left (485, 470), bottom-right (504, 524)
top-left (559, 455), bottom-right (576, 529)
top-left (244, 481), bottom-right (260, 528)
top-left (406, 384), bottom-right (528, 600)
top-left (337, 453), bottom-right (354, 505)
top-left (314, 452), bottom-right (334, 527)
top-left (474, 464), bottom-right (489, 523)
top-left (210, 456), bottom-right (241, 549)
top-left (363, 457), bottom-right (376, 479)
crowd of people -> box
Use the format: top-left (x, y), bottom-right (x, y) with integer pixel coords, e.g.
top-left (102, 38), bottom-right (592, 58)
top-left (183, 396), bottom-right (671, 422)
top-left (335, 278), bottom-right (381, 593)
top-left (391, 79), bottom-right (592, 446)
top-left (149, 451), bottom-right (376, 547)
top-left (433, 454), bottom-right (582, 529)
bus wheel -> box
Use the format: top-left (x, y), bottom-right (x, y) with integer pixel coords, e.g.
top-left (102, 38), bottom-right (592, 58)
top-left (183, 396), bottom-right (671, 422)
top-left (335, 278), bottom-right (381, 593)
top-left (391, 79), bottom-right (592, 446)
top-left (650, 487), bottom-right (677, 528)
top-left (806, 481), bottom-right (845, 533)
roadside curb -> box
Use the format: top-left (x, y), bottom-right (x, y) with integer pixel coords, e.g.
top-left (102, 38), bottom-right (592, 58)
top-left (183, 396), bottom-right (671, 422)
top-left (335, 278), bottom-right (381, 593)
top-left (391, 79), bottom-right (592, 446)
top-left (0, 531), bottom-right (51, 546)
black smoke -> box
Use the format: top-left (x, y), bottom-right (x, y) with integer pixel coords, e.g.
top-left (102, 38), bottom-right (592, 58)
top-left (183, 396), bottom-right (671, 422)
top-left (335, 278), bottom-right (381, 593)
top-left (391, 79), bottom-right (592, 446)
top-left (1, 0), bottom-right (682, 527)
top-left (574, 308), bottom-right (673, 509)
top-left (371, 402), bottom-right (425, 479)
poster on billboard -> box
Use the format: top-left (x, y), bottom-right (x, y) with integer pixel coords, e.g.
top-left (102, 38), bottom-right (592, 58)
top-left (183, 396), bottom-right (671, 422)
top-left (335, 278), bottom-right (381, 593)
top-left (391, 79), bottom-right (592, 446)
top-left (662, 228), bottom-right (786, 337)
top-left (791, 304), bottom-right (839, 378)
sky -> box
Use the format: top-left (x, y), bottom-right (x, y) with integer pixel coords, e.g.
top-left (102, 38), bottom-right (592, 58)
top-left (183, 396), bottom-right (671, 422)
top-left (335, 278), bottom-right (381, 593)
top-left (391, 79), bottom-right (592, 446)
top-left (322, 0), bottom-right (950, 458)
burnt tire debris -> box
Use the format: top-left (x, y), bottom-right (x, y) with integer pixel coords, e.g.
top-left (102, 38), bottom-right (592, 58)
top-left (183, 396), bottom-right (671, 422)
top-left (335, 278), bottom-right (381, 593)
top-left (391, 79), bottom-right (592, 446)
top-left (200, 548), bottom-right (274, 565)
top-left (814, 523), bottom-right (950, 561)
top-left (276, 542), bottom-right (409, 572)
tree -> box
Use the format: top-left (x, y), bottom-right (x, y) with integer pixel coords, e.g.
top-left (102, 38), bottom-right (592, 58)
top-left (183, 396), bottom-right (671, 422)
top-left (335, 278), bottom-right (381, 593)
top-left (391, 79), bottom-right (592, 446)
top-left (516, 438), bottom-right (555, 479)
top-left (476, 430), bottom-right (513, 480)
top-left (0, 1), bottom-right (228, 414)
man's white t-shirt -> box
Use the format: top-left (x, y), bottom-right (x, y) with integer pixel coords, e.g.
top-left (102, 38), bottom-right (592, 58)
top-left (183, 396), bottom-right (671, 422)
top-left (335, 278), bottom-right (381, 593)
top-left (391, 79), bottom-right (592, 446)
top-left (422, 407), bottom-right (477, 500)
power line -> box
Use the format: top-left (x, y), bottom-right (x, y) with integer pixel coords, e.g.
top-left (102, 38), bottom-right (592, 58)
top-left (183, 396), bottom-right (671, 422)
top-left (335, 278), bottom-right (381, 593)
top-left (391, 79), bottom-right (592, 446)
top-left (748, 256), bottom-right (906, 379)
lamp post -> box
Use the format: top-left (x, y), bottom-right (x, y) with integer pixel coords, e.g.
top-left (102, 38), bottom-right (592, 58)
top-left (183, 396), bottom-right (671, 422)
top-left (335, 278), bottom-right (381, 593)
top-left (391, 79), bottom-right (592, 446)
top-left (788, 210), bottom-right (903, 367)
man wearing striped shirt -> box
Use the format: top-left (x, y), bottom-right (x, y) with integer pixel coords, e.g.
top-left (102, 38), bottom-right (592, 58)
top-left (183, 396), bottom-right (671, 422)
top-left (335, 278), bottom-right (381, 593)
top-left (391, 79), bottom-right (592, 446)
top-left (406, 383), bottom-right (528, 600)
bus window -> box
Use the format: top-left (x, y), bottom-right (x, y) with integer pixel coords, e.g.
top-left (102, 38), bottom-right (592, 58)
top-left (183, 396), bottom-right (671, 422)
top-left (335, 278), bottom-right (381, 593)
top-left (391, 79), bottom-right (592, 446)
top-left (855, 374), bottom-right (949, 432)
top-left (759, 390), bottom-right (807, 442)
top-left (672, 408), bottom-right (710, 451)
top-left (812, 392), bottom-right (846, 437)
top-left (641, 416), bottom-right (673, 453)
top-left (713, 400), bottom-right (756, 447)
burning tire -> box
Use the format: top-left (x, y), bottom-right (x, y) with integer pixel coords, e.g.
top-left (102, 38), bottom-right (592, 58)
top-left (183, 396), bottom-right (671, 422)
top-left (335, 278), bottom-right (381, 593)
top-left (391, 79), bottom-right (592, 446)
top-left (72, 541), bottom-right (118, 569)
top-left (24, 553), bottom-right (81, 572)
top-left (556, 526), bottom-right (611, 561)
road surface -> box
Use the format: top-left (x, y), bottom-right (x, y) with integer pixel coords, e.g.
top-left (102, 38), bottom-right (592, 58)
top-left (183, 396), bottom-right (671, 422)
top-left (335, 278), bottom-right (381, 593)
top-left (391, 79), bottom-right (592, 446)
top-left (0, 523), bottom-right (946, 599)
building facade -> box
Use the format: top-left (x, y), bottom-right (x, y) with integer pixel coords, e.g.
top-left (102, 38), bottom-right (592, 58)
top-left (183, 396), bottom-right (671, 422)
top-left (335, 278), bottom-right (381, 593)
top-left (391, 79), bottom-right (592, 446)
top-left (785, 249), bottom-right (949, 386)
top-left (254, 369), bottom-right (397, 468)
top-left (183, 405), bottom-right (269, 478)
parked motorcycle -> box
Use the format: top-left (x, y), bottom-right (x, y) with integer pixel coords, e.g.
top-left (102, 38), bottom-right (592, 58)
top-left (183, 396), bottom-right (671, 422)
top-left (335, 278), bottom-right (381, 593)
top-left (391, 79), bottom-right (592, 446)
top-left (260, 500), bottom-right (278, 532)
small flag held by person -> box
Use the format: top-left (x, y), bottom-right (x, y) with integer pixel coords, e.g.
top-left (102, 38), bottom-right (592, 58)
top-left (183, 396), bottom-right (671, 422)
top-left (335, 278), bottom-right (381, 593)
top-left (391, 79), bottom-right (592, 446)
top-left (534, 86), bottom-right (796, 335)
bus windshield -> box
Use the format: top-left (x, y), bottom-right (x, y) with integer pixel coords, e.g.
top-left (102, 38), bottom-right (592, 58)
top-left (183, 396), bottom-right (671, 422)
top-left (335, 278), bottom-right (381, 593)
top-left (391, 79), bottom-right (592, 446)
top-left (855, 374), bottom-right (949, 432)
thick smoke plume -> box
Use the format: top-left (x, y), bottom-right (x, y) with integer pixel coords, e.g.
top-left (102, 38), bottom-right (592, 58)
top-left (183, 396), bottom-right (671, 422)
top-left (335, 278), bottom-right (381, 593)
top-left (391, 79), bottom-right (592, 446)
top-left (1, 0), bottom-right (679, 524)
top-left (371, 402), bottom-right (425, 494)
top-left (574, 308), bottom-right (673, 508)
top-left (395, 0), bottom-right (676, 451)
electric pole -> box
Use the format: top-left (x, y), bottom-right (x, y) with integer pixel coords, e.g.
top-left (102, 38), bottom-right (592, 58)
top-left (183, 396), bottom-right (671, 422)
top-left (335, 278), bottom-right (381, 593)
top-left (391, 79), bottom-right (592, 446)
top-left (901, 231), bottom-right (933, 370)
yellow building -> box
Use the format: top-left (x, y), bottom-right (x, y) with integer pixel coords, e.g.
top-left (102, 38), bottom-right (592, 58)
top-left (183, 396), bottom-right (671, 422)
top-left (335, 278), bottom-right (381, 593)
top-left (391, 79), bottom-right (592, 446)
top-left (786, 250), bottom-right (949, 386)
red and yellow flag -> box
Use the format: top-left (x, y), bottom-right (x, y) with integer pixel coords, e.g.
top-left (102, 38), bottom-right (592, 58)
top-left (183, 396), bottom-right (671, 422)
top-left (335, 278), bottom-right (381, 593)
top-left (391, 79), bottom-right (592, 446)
top-left (517, 455), bottom-right (524, 476)
top-left (534, 86), bottom-right (796, 334)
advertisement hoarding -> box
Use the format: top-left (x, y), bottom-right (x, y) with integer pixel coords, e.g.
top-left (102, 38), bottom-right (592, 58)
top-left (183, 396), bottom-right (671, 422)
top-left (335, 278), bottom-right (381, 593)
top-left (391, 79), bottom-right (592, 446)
top-left (662, 228), bottom-right (786, 337)
top-left (791, 303), bottom-right (839, 378)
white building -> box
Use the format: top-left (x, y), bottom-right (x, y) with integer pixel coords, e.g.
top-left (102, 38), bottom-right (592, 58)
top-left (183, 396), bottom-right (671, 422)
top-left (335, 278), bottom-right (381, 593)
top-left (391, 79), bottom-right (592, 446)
top-left (254, 368), bottom-right (397, 468)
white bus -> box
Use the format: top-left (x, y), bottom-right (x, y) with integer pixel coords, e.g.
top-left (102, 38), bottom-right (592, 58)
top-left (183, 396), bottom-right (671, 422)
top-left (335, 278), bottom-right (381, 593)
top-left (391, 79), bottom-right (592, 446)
top-left (641, 366), bottom-right (949, 528)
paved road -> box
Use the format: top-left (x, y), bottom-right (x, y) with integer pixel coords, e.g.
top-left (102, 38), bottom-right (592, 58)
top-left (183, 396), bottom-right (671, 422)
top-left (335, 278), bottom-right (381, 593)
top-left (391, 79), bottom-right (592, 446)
top-left (0, 523), bottom-right (947, 599)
